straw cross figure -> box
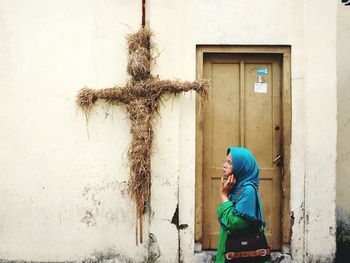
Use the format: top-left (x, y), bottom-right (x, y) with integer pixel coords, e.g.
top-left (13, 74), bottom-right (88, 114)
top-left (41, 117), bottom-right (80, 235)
top-left (76, 27), bottom-right (208, 244)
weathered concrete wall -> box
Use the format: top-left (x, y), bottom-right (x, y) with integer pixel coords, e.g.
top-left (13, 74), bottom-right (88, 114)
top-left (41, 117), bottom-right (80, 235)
top-left (303, 1), bottom-right (337, 262)
top-left (0, 0), bottom-right (337, 262)
top-left (336, 2), bottom-right (350, 262)
top-left (0, 0), bottom-right (149, 261)
top-left (151, 1), bottom-right (335, 262)
top-left (149, 1), bottom-right (306, 262)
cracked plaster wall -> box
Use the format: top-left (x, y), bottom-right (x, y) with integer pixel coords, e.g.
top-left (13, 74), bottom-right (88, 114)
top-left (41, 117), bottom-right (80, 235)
top-left (151, 1), bottom-right (336, 262)
top-left (336, 2), bottom-right (350, 263)
top-left (303, 1), bottom-right (337, 262)
top-left (0, 0), bottom-right (338, 262)
top-left (0, 0), bottom-right (148, 261)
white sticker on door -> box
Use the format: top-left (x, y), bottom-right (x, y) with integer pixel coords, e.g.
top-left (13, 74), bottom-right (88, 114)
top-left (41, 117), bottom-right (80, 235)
top-left (254, 83), bottom-right (267, 93)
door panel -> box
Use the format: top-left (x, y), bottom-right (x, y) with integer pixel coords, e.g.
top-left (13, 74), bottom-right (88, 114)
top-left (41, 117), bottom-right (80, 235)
top-left (201, 53), bottom-right (282, 250)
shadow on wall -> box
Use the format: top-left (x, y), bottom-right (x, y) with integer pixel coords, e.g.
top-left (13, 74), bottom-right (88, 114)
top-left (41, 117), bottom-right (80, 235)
top-left (336, 208), bottom-right (350, 263)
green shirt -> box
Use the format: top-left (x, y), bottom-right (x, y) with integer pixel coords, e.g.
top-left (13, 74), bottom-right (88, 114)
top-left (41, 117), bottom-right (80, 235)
top-left (216, 201), bottom-right (269, 263)
top-left (216, 201), bottom-right (250, 263)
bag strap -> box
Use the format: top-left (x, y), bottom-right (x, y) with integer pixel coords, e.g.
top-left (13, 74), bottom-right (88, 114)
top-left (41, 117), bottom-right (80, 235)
top-left (233, 183), bottom-right (256, 205)
top-left (233, 184), bottom-right (264, 231)
top-left (233, 188), bottom-right (245, 206)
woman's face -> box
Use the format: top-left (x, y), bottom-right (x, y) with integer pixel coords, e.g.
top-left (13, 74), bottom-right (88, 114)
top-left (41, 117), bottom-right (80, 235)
top-left (222, 153), bottom-right (234, 178)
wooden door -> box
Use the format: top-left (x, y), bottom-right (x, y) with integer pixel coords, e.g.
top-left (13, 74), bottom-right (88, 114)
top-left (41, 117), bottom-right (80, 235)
top-left (201, 53), bottom-right (282, 250)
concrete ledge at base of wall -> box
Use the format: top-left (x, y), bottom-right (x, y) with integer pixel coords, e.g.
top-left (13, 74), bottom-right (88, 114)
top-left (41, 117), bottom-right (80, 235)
top-left (194, 250), bottom-right (292, 263)
top-left (0, 260), bottom-right (134, 263)
top-left (0, 259), bottom-right (134, 263)
top-left (0, 251), bottom-right (136, 263)
top-left (1, 251), bottom-right (293, 263)
top-left (0, 260), bottom-right (136, 263)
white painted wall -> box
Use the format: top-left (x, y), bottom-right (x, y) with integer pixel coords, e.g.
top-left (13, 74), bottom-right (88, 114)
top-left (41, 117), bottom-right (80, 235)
top-left (150, 1), bottom-right (307, 262)
top-left (337, 2), bottom-right (350, 221)
top-left (336, 3), bottom-right (350, 260)
top-left (0, 0), bottom-right (148, 261)
top-left (0, 1), bottom-right (337, 262)
top-left (303, 1), bottom-right (337, 262)
top-left (151, 1), bottom-right (337, 262)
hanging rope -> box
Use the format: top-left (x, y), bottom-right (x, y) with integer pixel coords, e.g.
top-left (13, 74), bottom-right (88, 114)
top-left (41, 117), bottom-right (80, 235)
top-left (142, 0), bottom-right (146, 27)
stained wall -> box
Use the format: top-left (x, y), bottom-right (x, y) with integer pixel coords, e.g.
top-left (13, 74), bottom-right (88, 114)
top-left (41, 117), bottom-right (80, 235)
top-left (336, 2), bottom-right (350, 262)
top-left (0, 0), bottom-right (148, 261)
top-left (0, 1), bottom-right (338, 262)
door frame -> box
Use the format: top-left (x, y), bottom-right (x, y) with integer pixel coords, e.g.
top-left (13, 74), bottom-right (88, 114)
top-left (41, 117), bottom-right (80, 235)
top-left (195, 46), bottom-right (292, 250)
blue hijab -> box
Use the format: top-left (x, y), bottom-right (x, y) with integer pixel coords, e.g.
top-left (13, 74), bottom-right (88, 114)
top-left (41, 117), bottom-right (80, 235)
top-left (227, 147), bottom-right (265, 227)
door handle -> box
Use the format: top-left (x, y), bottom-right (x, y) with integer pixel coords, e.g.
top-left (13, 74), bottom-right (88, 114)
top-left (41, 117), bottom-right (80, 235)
top-left (272, 154), bottom-right (282, 164)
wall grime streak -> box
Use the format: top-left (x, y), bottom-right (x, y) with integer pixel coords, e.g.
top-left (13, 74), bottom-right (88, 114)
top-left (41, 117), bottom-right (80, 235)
top-left (80, 210), bottom-right (97, 227)
top-left (148, 233), bottom-right (161, 263)
top-left (171, 204), bottom-right (189, 230)
top-left (336, 208), bottom-right (350, 262)
top-left (80, 180), bottom-right (128, 226)
top-left (0, 245), bottom-right (158, 263)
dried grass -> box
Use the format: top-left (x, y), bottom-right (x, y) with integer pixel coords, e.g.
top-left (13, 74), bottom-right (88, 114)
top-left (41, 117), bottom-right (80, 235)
top-left (127, 28), bottom-right (152, 81)
top-left (127, 27), bottom-right (152, 53)
top-left (127, 47), bottom-right (151, 80)
top-left (76, 27), bottom-right (209, 244)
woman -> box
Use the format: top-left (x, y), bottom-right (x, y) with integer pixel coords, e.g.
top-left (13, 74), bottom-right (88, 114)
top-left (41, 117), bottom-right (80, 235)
top-left (216, 147), bottom-right (269, 263)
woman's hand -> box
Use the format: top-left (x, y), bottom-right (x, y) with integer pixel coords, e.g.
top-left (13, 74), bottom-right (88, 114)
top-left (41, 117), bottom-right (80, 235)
top-left (220, 175), bottom-right (236, 202)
